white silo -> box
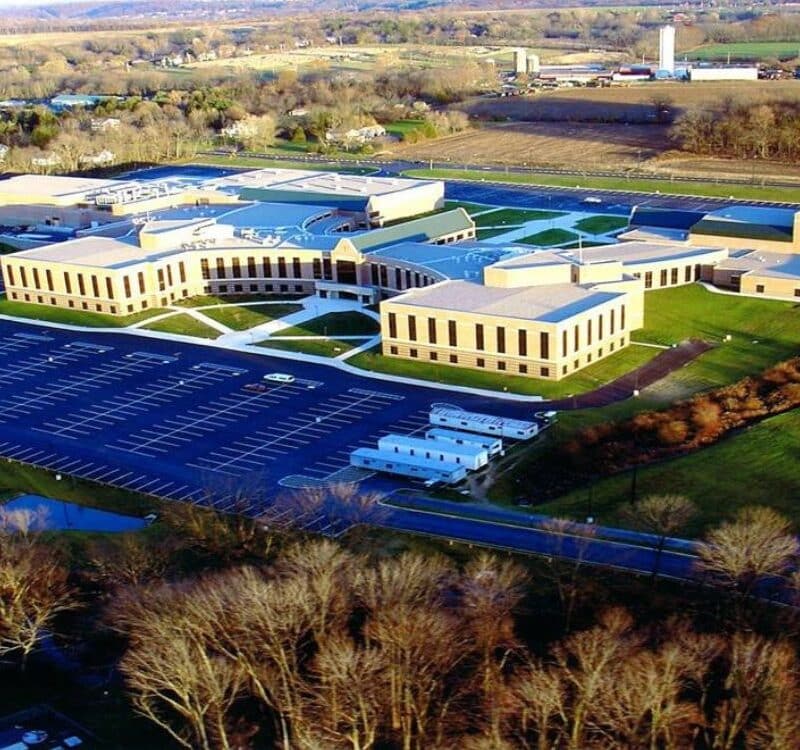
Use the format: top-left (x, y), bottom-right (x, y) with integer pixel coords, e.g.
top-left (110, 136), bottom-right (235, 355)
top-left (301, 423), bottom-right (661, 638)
top-left (513, 48), bottom-right (527, 75)
top-left (659, 25), bottom-right (675, 74)
top-left (526, 53), bottom-right (540, 75)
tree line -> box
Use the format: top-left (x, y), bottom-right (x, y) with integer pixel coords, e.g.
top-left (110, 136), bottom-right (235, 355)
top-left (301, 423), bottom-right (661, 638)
top-left (3, 487), bottom-right (800, 749)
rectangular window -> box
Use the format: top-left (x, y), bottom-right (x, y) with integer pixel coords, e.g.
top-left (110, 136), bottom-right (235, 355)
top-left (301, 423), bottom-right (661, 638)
top-left (540, 331), bottom-right (550, 360)
top-left (685, 265), bottom-right (692, 282)
top-left (5, 265), bottom-right (14, 286)
top-left (19, 267), bottom-right (27, 287)
top-left (323, 258), bottom-right (332, 280)
top-left (410, 348), bottom-right (418, 358)
top-left (449, 354), bottom-right (458, 364)
top-left (379, 265), bottom-right (388, 287)
top-left (756, 284), bottom-right (765, 293)
top-left (216, 258), bottom-right (226, 279)
top-left (247, 257), bottom-right (256, 278)
top-left (598, 314), bottom-right (603, 339)
top-left (795, 289), bottom-right (800, 298)
top-left (415, 272), bottom-right (421, 287)
top-left (645, 271), bottom-right (653, 289)
top-left (408, 315), bottom-right (417, 342)
top-left (232, 258), bottom-right (242, 279)
top-left (370, 264), bottom-right (379, 286)
top-left (292, 258), bottom-right (301, 278)
top-left (106, 278), bottom-right (114, 299)
top-left (395, 268), bottom-right (402, 289)
top-left (561, 330), bottom-right (567, 358)
top-left (278, 258), bottom-right (287, 278)
top-left (519, 329), bottom-right (528, 357)
top-left (261, 257), bottom-right (271, 278)
top-left (63, 272), bottom-right (70, 294)
top-left (430, 352), bottom-right (438, 361)
top-left (389, 345), bottom-right (398, 355)
top-left (388, 312), bottom-right (397, 338)
top-left (574, 325), bottom-right (579, 352)
top-left (78, 274), bottom-right (85, 296)
top-left (32, 268), bottom-right (40, 289)
top-left (671, 267), bottom-right (678, 285)
top-left (428, 318), bottom-right (437, 344)
top-left (475, 324), bottom-right (485, 351)
top-left (477, 358), bottom-right (485, 368)
top-left (91, 275), bottom-right (99, 298)
top-left (519, 364), bottom-right (528, 374)
top-left (312, 259), bottom-right (322, 280)
top-left (497, 326), bottom-right (506, 354)
top-left (201, 259), bottom-right (210, 280)
top-left (660, 269), bottom-right (667, 286)
top-left (157, 269), bottom-right (165, 292)
top-left (541, 367), bottom-right (550, 377)
top-left (694, 264), bottom-right (701, 281)
top-left (166, 265), bottom-right (173, 286)
top-left (405, 269), bottom-right (412, 288)
top-left (179, 262), bottom-right (187, 283)
top-left (587, 319), bottom-right (592, 346)
top-left (621, 305), bottom-right (626, 329)
top-left (122, 276), bottom-right (131, 298)
top-left (497, 361), bottom-right (506, 371)
top-left (448, 320), bottom-right (457, 347)
top-left (45, 269), bottom-right (53, 292)
top-left (610, 309), bottom-right (615, 335)
top-left (138, 272), bottom-right (146, 294)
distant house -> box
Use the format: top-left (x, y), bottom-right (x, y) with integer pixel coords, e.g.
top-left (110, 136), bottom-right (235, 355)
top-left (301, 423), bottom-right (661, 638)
top-left (90, 117), bottom-right (121, 132)
top-left (220, 120), bottom-right (256, 139)
top-left (50, 94), bottom-right (101, 111)
top-left (80, 150), bottom-right (116, 166)
top-left (325, 124), bottom-right (386, 145)
top-left (31, 153), bottom-right (62, 168)
top-left (289, 107), bottom-right (308, 117)
top-left (0, 144), bottom-right (8, 161)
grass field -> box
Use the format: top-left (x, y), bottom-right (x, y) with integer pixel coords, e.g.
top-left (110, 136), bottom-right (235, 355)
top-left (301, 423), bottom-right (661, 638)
top-left (348, 343), bottom-right (659, 399)
top-left (535, 409), bottom-right (800, 535)
top-left (444, 200), bottom-right (491, 215)
top-left (142, 313), bottom-right (219, 339)
top-left (384, 119), bottom-right (426, 138)
top-left (518, 228), bottom-right (578, 246)
top-left (634, 285), bottom-right (800, 397)
top-left (574, 215), bottom-right (629, 235)
top-left (473, 208), bottom-right (565, 227)
top-left (201, 303), bottom-right (303, 331)
top-left (476, 228), bottom-right (512, 240)
top-left (257, 338), bottom-right (367, 357)
top-left (175, 293), bottom-right (304, 307)
top-left (271, 311), bottom-right (379, 337)
top-left (0, 299), bottom-right (166, 328)
top-left (402, 168), bottom-right (800, 203)
top-left (688, 42), bottom-right (800, 61)
top-left (192, 155), bottom-right (376, 174)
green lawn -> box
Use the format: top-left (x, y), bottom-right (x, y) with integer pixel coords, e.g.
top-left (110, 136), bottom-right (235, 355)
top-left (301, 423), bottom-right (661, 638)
top-left (689, 41), bottom-right (800, 61)
top-left (142, 313), bottom-right (219, 339)
top-left (347, 343), bottom-right (659, 398)
top-left (257, 338), bottom-right (368, 358)
top-left (402, 168), bottom-right (800, 203)
top-left (0, 241), bottom-right (18, 254)
top-left (190, 156), bottom-right (376, 174)
top-left (536, 410), bottom-right (800, 535)
top-left (574, 215), bottom-right (629, 235)
top-left (201, 303), bottom-right (303, 331)
top-left (518, 228), bottom-right (578, 246)
top-left (444, 200), bottom-right (492, 215)
top-left (0, 298), bottom-right (167, 328)
top-left (175, 293), bottom-right (305, 307)
top-left (635, 284), bottom-right (800, 396)
top-left (476, 228), bottom-right (513, 240)
top-left (272, 311), bottom-right (379, 338)
top-left (473, 208), bottom-right (566, 227)
top-left (385, 119), bottom-right (426, 138)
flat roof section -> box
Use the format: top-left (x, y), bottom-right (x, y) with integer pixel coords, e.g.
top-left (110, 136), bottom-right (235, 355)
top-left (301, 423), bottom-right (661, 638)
top-left (715, 250), bottom-right (800, 280)
top-left (368, 240), bottom-right (513, 280)
top-left (11, 235), bottom-right (154, 268)
top-left (389, 279), bottom-right (624, 323)
top-left (562, 241), bottom-right (723, 266)
top-left (353, 208), bottom-right (473, 252)
top-left (0, 174), bottom-right (123, 201)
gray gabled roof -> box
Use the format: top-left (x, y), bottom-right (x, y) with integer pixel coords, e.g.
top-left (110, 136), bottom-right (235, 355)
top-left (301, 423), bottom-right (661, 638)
top-left (354, 208), bottom-right (474, 252)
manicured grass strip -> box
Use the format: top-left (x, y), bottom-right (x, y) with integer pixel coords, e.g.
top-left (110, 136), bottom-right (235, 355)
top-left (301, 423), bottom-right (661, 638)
top-left (402, 168), bottom-right (800, 203)
top-left (274, 311), bottom-right (379, 337)
top-left (476, 228), bottom-right (512, 240)
top-left (385, 119), bottom-right (426, 138)
top-left (201, 303), bottom-right (303, 331)
top-left (257, 338), bottom-right (368, 357)
top-left (636, 284), bottom-right (800, 394)
top-left (536, 409), bottom-right (800, 536)
top-left (0, 298), bottom-right (167, 328)
top-left (518, 228), bottom-right (578, 246)
top-left (191, 156), bottom-right (375, 174)
top-left (473, 207), bottom-right (566, 227)
top-left (0, 241), bottom-right (19, 254)
top-left (347, 344), bottom-right (658, 399)
top-left (142, 313), bottom-right (219, 339)
top-left (689, 41), bottom-right (800, 61)
top-left (444, 200), bottom-right (493, 215)
top-left (574, 215), bottom-right (629, 235)
top-left (175, 293), bottom-right (304, 307)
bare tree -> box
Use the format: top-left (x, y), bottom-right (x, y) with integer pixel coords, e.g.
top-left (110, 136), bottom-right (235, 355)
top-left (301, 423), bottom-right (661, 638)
top-left (620, 494), bottom-right (697, 580)
top-left (697, 506), bottom-right (799, 598)
top-left (0, 534), bottom-right (75, 670)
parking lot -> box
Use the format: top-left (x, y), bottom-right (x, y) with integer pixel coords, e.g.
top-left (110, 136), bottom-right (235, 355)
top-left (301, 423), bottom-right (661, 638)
top-left (0, 320), bottom-right (531, 516)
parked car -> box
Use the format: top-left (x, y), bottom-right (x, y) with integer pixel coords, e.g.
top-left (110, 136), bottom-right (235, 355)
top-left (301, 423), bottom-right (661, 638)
top-left (244, 382), bottom-right (268, 393)
top-left (264, 373), bottom-right (296, 383)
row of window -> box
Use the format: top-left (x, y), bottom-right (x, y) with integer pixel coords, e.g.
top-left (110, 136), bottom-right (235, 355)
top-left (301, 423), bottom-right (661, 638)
top-left (370, 264), bottom-right (436, 290)
top-left (637, 264), bottom-right (700, 290)
top-left (200, 255), bottom-right (327, 282)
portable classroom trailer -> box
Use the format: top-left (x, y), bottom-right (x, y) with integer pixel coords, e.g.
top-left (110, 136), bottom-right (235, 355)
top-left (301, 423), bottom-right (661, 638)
top-left (425, 428), bottom-right (503, 457)
top-left (349, 447), bottom-right (468, 483)
top-left (428, 408), bottom-right (539, 440)
top-left (377, 434), bottom-right (489, 471)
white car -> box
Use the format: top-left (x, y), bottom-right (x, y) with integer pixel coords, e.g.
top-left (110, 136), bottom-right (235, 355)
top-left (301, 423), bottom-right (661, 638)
top-left (583, 196), bottom-right (602, 204)
top-left (264, 373), bottom-right (296, 384)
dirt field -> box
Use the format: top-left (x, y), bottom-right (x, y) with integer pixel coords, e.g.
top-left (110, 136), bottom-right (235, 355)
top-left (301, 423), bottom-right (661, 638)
top-left (460, 81), bottom-right (800, 123)
top-left (395, 121), bottom-right (670, 169)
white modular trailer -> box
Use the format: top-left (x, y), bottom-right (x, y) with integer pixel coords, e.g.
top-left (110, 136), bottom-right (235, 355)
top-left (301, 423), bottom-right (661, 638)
top-left (688, 67), bottom-right (758, 81)
top-left (425, 428), bottom-right (504, 457)
top-left (429, 408), bottom-right (539, 440)
top-left (349, 447), bottom-right (468, 483)
top-left (377, 434), bottom-right (489, 470)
